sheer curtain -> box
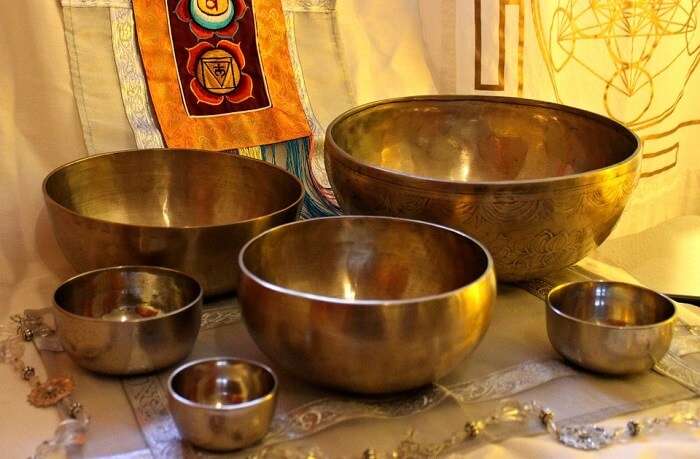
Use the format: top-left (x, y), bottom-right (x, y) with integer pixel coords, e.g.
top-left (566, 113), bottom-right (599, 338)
top-left (414, 0), bottom-right (700, 237)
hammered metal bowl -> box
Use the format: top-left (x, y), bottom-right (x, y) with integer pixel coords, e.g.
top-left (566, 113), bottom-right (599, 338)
top-left (168, 357), bottom-right (277, 451)
top-left (238, 216), bottom-right (496, 394)
top-left (53, 266), bottom-right (202, 375)
top-left (43, 149), bottom-right (303, 295)
top-left (547, 281), bottom-right (676, 375)
top-left (325, 96), bottom-right (641, 281)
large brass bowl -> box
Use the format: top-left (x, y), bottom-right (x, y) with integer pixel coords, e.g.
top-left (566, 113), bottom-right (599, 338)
top-left (325, 96), bottom-right (641, 281)
top-left (43, 149), bottom-right (303, 296)
top-left (238, 216), bottom-right (496, 394)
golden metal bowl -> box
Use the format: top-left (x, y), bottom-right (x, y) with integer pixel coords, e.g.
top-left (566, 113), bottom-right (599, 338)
top-left (43, 149), bottom-right (304, 296)
top-left (168, 357), bottom-right (277, 451)
top-left (325, 96), bottom-right (641, 281)
top-left (546, 281), bottom-right (676, 375)
top-left (238, 216), bottom-right (496, 394)
top-left (53, 266), bottom-right (203, 375)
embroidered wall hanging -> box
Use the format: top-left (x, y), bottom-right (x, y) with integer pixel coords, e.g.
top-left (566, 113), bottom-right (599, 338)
top-left (132, 0), bottom-right (310, 149)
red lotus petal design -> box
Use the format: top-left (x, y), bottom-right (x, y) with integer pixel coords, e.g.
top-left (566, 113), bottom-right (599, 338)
top-left (234, 0), bottom-right (248, 20)
top-left (190, 78), bottom-right (224, 105)
top-left (174, 0), bottom-right (190, 22)
top-left (191, 21), bottom-right (216, 39)
top-left (213, 20), bottom-right (240, 38)
top-left (225, 73), bottom-right (253, 103)
top-left (185, 41), bottom-right (214, 76)
top-left (217, 40), bottom-right (246, 69)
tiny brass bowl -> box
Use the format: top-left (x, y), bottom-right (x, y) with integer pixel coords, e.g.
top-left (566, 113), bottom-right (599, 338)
top-left (43, 149), bottom-right (304, 296)
top-left (168, 357), bottom-right (277, 451)
top-left (325, 95), bottom-right (641, 281)
top-left (239, 216), bottom-right (496, 394)
top-left (546, 281), bottom-right (676, 375)
top-left (53, 266), bottom-right (203, 375)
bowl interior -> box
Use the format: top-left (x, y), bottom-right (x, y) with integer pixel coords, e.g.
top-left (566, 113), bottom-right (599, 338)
top-left (242, 217), bottom-right (489, 301)
top-left (171, 359), bottom-right (275, 407)
top-left (330, 97), bottom-right (638, 182)
top-left (548, 282), bottom-right (675, 327)
top-left (54, 267), bottom-right (201, 321)
top-left (44, 149), bottom-right (302, 227)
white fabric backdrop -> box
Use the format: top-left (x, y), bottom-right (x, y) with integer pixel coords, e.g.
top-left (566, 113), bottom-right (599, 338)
top-left (0, 1), bottom-right (698, 457)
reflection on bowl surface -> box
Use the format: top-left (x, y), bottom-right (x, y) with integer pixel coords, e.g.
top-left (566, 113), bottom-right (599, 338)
top-left (546, 281), bottom-right (675, 375)
top-left (239, 216), bottom-right (496, 393)
top-left (53, 266), bottom-right (202, 375)
top-left (325, 96), bottom-right (641, 281)
top-left (168, 358), bottom-right (277, 451)
top-left (170, 359), bottom-right (276, 407)
top-left (43, 149), bottom-right (303, 295)
top-left (242, 216), bottom-right (488, 301)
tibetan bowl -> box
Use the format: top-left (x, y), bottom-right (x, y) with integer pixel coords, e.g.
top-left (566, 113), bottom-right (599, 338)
top-left (43, 149), bottom-right (303, 296)
top-left (53, 266), bottom-right (203, 375)
top-left (325, 96), bottom-right (641, 281)
top-left (238, 216), bottom-right (496, 394)
top-left (168, 357), bottom-right (277, 451)
top-left (547, 281), bottom-right (676, 375)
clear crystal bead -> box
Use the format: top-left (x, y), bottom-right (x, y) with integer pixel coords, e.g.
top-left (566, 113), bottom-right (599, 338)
top-left (53, 419), bottom-right (88, 447)
top-left (497, 399), bottom-right (526, 423)
top-left (557, 425), bottom-right (616, 450)
top-left (670, 402), bottom-right (699, 424)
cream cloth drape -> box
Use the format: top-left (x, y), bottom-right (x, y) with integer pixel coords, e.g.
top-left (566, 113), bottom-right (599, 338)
top-left (0, 1), bottom-right (699, 457)
top-left (416, 0), bottom-right (700, 237)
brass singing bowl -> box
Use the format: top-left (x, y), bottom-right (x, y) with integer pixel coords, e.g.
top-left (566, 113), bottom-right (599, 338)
top-left (168, 357), bottom-right (277, 451)
top-left (43, 149), bottom-right (304, 296)
top-left (238, 216), bottom-right (496, 394)
top-left (546, 281), bottom-right (676, 375)
top-left (53, 266), bottom-right (203, 375)
top-left (325, 96), bottom-right (641, 281)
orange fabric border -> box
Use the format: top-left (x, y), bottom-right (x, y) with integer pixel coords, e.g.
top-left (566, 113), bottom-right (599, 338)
top-left (132, 0), bottom-right (310, 149)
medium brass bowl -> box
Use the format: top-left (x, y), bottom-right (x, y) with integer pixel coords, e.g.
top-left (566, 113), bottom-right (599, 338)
top-left (238, 216), bottom-right (496, 394)
top-left (168, 357), bottom-right (277, 451)
top-left (43, 149), bottom-right (304, 296)
top-left (53, 266), bottom-right (203, 375)
top-left (325, 96), bottom-right (641, 281)
top-left (546, 281), bottom-right (676, 375)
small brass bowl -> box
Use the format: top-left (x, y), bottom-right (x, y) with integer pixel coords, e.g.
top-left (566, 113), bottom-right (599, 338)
top-left (239, 216), bottom-right (496, 394)
top-left (53, 266), bottom-right (202, 375)
top-left (43, 149), bottom-right (303, 296)
top-left (168, 357), bottom-right (277, 451)
top-left (546, 281), bottom-right (676, 375)
top-left (325, 95), bottom-right (641, 281)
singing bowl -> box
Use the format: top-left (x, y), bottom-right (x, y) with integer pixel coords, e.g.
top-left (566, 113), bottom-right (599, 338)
top-left (53, 266), bottom-right (203, 375)
top-left (238, 216), bottom-right (496, 394)
top-left (43, 149), bottom-right (304, 296)
top-left (168, 358), bottom-right (277, 451)
top-left (547, 281), bottom-right (676, 375)
top-left (325, 96), bottom-right (641, 281)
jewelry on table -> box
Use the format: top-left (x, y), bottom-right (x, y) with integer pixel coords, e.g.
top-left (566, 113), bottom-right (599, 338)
top-left (1, 313), bottom-right (89, 459)
top-left (247, 397), bottom-right (699, 458)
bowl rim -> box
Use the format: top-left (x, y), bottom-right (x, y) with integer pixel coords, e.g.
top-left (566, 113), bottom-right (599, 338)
top-left (167, 356), bottom-right (278, 410)
top-left (42, 148), bottom-right (305, 230)
top-left (53, 265), bottom-right (203, 323)
top-left (238, 215), bottom-right (496, 306)
top-left (326, 95), bottom-right (642, 189)
top-left (546, 280), bottom-right (677, 330)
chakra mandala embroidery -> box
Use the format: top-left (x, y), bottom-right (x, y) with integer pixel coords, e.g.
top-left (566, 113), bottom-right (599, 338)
top-left (175, 0), bottom-right (248, 39)
top-left (169, 0), bottom-right (271, 115)
top-left (132, 0), bottom-right (310, 149)
top-left (186, 40), bottom-right (253, 105)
